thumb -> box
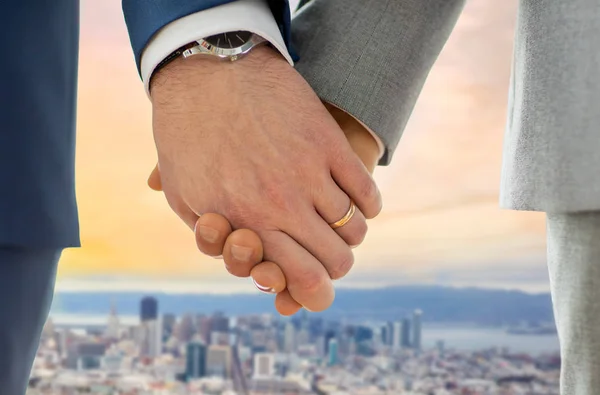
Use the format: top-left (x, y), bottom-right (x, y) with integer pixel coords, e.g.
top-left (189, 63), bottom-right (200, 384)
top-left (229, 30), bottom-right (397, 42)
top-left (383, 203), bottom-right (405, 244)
top-left (147, 163), bottom-right (163, 191)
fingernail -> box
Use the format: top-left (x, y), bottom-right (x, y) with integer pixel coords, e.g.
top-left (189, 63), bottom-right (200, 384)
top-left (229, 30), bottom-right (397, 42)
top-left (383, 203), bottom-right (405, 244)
top-left (212, 255), bottom-right (223, 260)
top-left (252, 278), bottom-right (276, 294)
top-left (231, 245), bottom-right (253, 261)
top-left (198, 225), bottom-right (219, 243)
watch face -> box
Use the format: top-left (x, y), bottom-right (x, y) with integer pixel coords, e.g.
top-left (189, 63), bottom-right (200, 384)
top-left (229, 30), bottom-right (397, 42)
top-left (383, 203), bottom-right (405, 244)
top-left (204, 31), bottom-right (253, 49)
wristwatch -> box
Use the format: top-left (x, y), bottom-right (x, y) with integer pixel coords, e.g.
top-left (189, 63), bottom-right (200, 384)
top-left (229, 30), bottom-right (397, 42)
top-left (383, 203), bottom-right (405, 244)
top-left (154, 30), bottom-right (268, 74)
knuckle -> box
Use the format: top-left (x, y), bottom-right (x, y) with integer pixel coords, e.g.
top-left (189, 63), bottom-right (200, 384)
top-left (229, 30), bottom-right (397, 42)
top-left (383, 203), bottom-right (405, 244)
top-left (295, 271), bottom-right (328, 295)
top-left (357, 176), bottom-right (379, 205)
top-left (328, 249), bottom-right (355, 280)
top-left (225, 198), bottom-right (270, 230)
top-left (346, 220), bottom-right (368, 247)
top-left (260, 181), bottom-right (295, 214)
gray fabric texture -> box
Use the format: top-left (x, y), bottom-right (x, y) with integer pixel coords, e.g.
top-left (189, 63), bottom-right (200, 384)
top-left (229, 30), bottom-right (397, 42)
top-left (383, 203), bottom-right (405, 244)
top-left (500, 1), bottom-right (600, 212)
top-left (292, 0), bottom-right (600, 213)
top-left (547, 212), bottom-right (600, 395)
top-left (292, 0), bottom-right (466, 166)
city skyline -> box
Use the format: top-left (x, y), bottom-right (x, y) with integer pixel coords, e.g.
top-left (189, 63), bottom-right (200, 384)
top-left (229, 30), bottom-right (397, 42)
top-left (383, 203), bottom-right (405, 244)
top-left (30, 295), bottom-right (560, 394)
top-left (57, 0), bottom-right (550, 293)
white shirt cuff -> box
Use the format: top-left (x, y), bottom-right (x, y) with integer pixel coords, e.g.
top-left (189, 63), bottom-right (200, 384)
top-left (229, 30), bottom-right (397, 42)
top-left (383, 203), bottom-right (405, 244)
top-left (140, 0), bottom-right (293, 98)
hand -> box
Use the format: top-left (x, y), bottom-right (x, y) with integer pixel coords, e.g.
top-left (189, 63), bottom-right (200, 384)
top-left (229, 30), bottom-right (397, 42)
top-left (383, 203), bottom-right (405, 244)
top-left (149, 47), bottom-right (382, 312)
top-left (148, 104), bottom-right (380, 315)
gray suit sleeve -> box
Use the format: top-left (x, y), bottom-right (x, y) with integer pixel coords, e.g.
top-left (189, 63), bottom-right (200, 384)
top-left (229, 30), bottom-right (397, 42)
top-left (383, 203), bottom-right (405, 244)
top-left (292, 0), bottom-right (466, 165)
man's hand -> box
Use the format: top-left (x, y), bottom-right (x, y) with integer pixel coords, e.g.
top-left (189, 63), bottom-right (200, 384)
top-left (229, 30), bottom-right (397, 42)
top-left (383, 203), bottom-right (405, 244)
top-left (149, 46), bottom-right (382, 312)
top-left (148, 103), bottom-right (380, 315)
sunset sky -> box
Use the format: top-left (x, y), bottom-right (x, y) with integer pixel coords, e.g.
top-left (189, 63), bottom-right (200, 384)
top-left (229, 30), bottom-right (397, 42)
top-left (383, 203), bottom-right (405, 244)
top-left (57, 0), bottom-right (548, 294)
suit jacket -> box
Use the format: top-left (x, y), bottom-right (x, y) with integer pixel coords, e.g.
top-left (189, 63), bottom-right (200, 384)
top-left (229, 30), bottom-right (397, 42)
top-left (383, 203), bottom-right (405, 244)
top-left (0, 0), bottom-right (291, 248)
top-left (292, 0), bottom-right (600, 213)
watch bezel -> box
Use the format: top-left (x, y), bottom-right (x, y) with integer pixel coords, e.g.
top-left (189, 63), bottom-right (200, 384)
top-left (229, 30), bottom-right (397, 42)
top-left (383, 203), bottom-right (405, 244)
top-left (182, 33), bottom-right (266, 61)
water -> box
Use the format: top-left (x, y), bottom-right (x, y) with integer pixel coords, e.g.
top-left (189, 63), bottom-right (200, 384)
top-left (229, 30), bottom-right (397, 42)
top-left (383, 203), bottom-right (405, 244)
top-left (423, 324), bottom-right (559, 355)
top-left (50, 314), bottom-right (559, 355)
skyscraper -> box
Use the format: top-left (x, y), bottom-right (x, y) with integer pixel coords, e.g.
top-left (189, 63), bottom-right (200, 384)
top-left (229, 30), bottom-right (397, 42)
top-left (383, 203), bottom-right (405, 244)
top-left (138, 316), bottom-right (163, 358)
top-left (186, 342), bottom-right (207, 379)
top-left (392, 322), bottom-right (402, 350)
top-left (147, 315), bottom-right (163, 357)
top-left (211, 312), bottom-right (230, 332)
top-left (401, 318), bottom-right (411, 348)
top-left (105, 301), bottom-right (120, 339)
top-left (162, 313), bottom-right (176, 339)
top-left (177, 314), bottom-right (195, 343)
top-left (253, 353), bottom-right (275, 378)
top-left (382, 321), bottom-right (394, 346)
top-left (284, 321), bottom-right (296, 353)
top-left (354, 326), bottom-right (373, 343)
top-left (206, 345), bottom-right (232, 378)
top-left (324, 330), bottom-right (336, 354)
top-left (412, 309), bottom-right (423, 351)
top-left (328, 338), bottom-right (339, 366)
top-left (140, 296), bottom-right (158, 322)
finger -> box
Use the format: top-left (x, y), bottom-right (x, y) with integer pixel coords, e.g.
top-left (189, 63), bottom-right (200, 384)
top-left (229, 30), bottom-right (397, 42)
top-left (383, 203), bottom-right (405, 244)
top-left (275, 289), bottom-right (303, 316)
top-left (250, 261), bottom-right (287, 294)
top-left (282, 199), bottom-right (356, 281)
top-left (263, 231), bottom-right (335, 312)
top-left (194, 213), bottom-right (234, 258)
top-left (148, 163), bottom-right (163, 191)
top-left (222, 229), bottom-right (264, 277)
top-left (314, 178), bottom-right (368, 248)
top-left (329, 148), bottom-right (382, 219)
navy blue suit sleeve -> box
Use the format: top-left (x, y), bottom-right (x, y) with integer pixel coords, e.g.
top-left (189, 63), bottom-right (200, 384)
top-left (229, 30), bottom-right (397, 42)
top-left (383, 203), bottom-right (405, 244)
top-left (122, 0), bottom-right (295, 75)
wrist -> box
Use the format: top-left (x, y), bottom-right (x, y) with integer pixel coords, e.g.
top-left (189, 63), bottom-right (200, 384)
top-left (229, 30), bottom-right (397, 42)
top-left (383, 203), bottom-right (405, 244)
top-left (150, 45), bottom-right (287, 98)
top-left (324, 103), bottom-right (380, 173)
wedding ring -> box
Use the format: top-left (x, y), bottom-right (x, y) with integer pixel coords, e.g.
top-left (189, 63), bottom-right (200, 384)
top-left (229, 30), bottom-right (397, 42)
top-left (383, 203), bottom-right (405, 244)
top-left (329, 201), bottom-right (356, 229)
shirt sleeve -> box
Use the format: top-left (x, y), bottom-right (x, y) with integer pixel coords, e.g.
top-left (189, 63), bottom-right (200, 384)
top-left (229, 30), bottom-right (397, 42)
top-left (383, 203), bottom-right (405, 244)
top-left (140, 0), bottom-right (294, 97)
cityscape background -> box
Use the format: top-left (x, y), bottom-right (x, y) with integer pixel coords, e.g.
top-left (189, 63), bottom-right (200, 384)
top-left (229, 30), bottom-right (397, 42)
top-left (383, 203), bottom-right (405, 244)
top-left (32, 0), bottom-right (560, 394)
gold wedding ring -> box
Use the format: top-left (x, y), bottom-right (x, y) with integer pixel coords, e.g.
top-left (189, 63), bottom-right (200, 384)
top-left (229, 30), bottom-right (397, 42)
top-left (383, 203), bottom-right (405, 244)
top-left (330, 201), bottom-right (356, 229)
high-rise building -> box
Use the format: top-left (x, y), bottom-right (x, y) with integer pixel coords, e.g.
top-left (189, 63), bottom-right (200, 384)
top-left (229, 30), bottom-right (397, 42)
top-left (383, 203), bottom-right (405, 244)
top-left (436, 339), bottom-right (445, 357)
top-left (147, 315), bottom-right (163, 357)
top-left (177, 314), bottom-right (196, 343)
top-left (324, 330), bottom-right (336, 354)
top-left (162, 313), bottom-right (176, 338)
top-left (253, 353), bottom-right (275, 378)
top-left (140, 296), bottom-right (158, 322)
top-left (284, 322), bottom-right (296, 353)
top-left (211, 312), bottom-right (230, 332)
top-left (105, 301), bottom-right (120, 339)
top-left (412, 309), bottom-right (423, 351)
top-left (401, 318), bottom-right (411, 348)
top-left (382, 322), bottom-right (394, 346)
top-left (296, 328), bottom-right (309, 347)
top-left (197, 315), bottom-right (212, 344)
top-left (354, 326), bottom-right (373, 343)
top-left (138, 316), bottom-right (163, 358)
top-left (206, 345), bottom-right (232, 378)
top-left (186, 342), bottom-right (207, 379)
top-left (328, 338), bottom-right (339, 366)
top-left (392, 322), bottom-right (402, 350)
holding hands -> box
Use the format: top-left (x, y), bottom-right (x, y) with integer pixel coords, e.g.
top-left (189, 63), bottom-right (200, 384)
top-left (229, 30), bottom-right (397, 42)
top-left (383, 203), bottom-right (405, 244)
top-left (149, 46), bottom-right (381, 315)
